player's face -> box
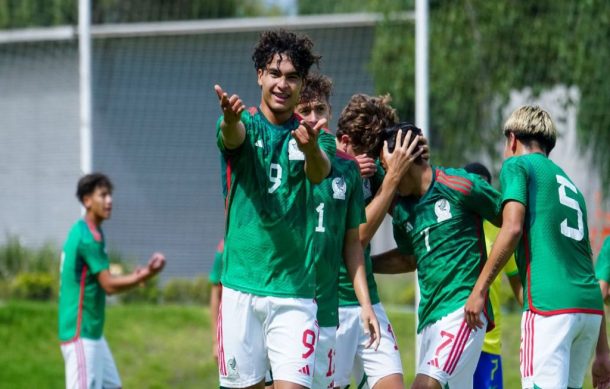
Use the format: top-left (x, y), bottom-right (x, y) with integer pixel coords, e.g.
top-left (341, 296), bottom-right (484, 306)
top-left (296, 98), bottom-right (331, 129)
top-left (257, 54), bottom-right (303, 120)
top-left (84, 186), bottom-right (113, 224)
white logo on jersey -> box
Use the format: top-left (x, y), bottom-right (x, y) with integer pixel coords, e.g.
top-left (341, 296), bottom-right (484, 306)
top-left (288, 139), bottom-right (305, 160)
top-left (434, 198), bottom-right (452, 222)
top-left (255, 139), bottom-right (264, 148)
top-left (362, 179), bottom-right (372, 200)
top-left (332, 177), bottom-right (347, 200)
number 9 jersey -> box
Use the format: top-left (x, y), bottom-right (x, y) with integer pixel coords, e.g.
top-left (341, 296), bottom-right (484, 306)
top-left (500, 154), bottom-right (602, 314)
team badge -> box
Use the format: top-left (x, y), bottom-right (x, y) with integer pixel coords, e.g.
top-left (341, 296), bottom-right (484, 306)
top-left (288, 139), bottom-right (305, 160)
top-left (332, 177), bottom-right (347, 200)
top-left (362, 179), bottom-right (372, 200)
top-left (434, 198), bottom-right (452, 222)
top-left (227, 357), bottom-right (240, 378)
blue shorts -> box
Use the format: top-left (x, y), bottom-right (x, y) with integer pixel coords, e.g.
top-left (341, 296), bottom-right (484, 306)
top-left (473, 351), bottom-right (503, 389)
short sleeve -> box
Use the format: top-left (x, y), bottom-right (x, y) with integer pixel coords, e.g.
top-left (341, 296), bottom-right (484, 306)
top-left (461, 173), bottom-right (502, 222)
top-left (345, 163), bottom-right (366, 229)
top-left (595, 237), bottom-right (610, 282)
top-left (500, 157), bottom-right (528, 207)
top-left (209, 250), bottom-right (224, 285)
top-left (216, 110), bottom-right (253, 155)
top-left (79, 241), bottom-right (109, 275)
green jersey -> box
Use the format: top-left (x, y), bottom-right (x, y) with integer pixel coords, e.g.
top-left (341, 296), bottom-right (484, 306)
top-left (209, 240), bottom-right (224, 285)
top-left (595, 237), bottom-right (610, 283)
top-left (337, 161), bottom-right (383, 307)
top-left (393, 167), bottom-right (501, 333)
top-left (313, 151), bottom-right (366, 327)
top-left (500, 154), bottom-right (603, 314)
top-left (58, 219), bottom-right (110, 342)
top-left (217, 108), bottom-right (336, 298)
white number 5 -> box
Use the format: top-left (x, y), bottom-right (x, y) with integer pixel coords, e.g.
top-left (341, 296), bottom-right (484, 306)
top-left (268, 163), bottom-right (282, 193)
top-left (556, 175), bottom-right (584, 241)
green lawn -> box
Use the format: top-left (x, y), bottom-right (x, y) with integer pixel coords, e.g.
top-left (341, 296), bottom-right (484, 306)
top-left (0, 300), bottom-right (599, 388)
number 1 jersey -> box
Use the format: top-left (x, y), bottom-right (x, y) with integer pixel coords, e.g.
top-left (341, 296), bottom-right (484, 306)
top-left (500, 154), bottom-right (602, 314)
top-left (217, 108), bottom-right (336, 298)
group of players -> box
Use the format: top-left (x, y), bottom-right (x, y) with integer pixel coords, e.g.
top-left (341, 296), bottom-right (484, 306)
top-left (56, 28), bottom-right (610, 389)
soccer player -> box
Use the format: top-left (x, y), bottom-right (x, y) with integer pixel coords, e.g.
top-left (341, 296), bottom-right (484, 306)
top-left (333, 94), bottom-right (419, 389)
top-left (371, 124), bottom-right (501, 389)
top-left (59, 173), bottom-right (166, 389)
top-left (464, 105), bottom-right (610, 389)
top-left (214, 30), bottom-right (336, 389)
top-left (209, 239), bottom-right (223, 364)
top-left (464, 162), bottom-right (523, 389)
top-left (295, 73), bottom-right (380, 389)
top-left (596, 236), bottom-right (610, 302)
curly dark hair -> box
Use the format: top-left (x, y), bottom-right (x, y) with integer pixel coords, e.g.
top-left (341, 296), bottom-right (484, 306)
top-left (337, 94), bottom-right (398, 157)
top-left (383, 122), bottom-right (426, 165)
top-left (300, 73), bottom-right (333, 105)
top-left (76, 172), bottom-right (113, 203)
top-left (252, 30), bottom-right (321, 78)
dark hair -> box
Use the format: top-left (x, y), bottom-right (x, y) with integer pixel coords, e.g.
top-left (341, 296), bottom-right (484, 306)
top-left (464, 162), bottom-right (492, 184)
top-left (337, 94), bottom-right (398, 157)
top-left (76, 173), bottom-right (113, 203)
top-left (252, 30), bottom-right (321, 78)
top-left (300, 73), bottom-right (332, 105)
top-left (382, 122), bottom-right (426, 165)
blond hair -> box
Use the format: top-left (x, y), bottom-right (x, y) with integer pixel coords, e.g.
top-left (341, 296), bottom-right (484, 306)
top-left (503, 105), bottom-right (557, 155)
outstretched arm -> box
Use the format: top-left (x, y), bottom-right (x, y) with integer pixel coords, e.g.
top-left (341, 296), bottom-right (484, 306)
top-left (464, 201), bottom-right (524, 329)
top-left (97, 252), bottom-right (165, 295)
top-left (372, 248), bottom-right (416, 274)
top-left (343, 227), bottom-right (380, 350)
top-left (214, 85), bottom-right (246, 150)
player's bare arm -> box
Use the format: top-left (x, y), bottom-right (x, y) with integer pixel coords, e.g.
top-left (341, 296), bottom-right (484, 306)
top-left (97, 252), bottom-right (165, 295)
top-left (292, 118), bottom-right (330, 184)
top-left (214, 84), bottom-right (246, 150)
top-left (342, 227), bottom-right (381, 350)
top-left (360, 130), bottom-right (424, 248)
top-left (592, 314), bottom-right (610, 389)
top-left (371, 248), bottom-right (416, 274)
top-left (464, 201), bottom-right (524, 329)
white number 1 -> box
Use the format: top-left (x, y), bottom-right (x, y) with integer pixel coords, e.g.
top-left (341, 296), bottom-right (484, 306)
top-left (268, 163), bottom-right (282, 193)
top-left (556, 175), bottom-right (584, 241)
top-left (315, 203), bottom-right (326, 232)
top-left (421, 227), bottom-right (430, 252)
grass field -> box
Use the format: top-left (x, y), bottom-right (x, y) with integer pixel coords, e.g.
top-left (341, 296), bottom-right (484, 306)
top-left (0, 300), bottom-right (599, 388)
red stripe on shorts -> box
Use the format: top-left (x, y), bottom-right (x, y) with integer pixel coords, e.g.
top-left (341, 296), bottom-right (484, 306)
top-left (444, 320), bottom-right (470, 374)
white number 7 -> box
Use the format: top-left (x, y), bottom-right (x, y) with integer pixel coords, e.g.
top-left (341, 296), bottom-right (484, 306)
top-left (556, 175), bottom-right (584, 241)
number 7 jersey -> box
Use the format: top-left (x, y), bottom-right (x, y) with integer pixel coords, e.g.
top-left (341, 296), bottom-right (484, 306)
top-left (500, 154), bottom-right (602, 314)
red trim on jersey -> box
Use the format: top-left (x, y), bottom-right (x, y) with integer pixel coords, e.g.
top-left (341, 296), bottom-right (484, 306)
top-left (435, 170), bottom-right (472, 195)
top-left (216, 239), bottom-right (224, 252)
top-left (336, 149), bottom-right (356, 162)
top-left (62, 264), bottom-right (89, 345)
top-left (247, 106), bottom-right (258, 116)
top-left (524, 228), bottom-right (604, 316)
top-left (84, 218), bottom-right (102, 242)
top-left (224, 159), bottom-right (232, 212)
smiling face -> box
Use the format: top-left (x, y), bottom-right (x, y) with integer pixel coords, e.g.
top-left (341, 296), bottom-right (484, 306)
top-left (257, 53), bottom-right (303, 124)
top-left (83, 185), bottom-right (113, 225)
top-left (296, 97), bottom-right (331, 129)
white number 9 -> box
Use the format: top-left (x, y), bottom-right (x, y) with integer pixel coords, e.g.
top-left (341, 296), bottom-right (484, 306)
top-left (268, 163), bottom-right (282, 193)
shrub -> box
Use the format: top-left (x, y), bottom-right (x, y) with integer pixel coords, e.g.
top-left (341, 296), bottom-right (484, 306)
top-left (163, 276), bottom-right (210, 305)
top-left (11, 272), bottom-right (56, 301)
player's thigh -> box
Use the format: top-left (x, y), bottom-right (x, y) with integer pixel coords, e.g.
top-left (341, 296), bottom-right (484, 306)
top-left (356, 304), bottom-right (403, 389)
top-left (61, 339), bottom-right (94, 389)
top-left (312, 326), bottom-right (337, 389)
top-left (265, 296), bottom-right (318, 388)
top-left (99, 337), bottom-right (122, 388)
top-left (473, 351), bottom-right (503, 389)
top-left (219, 287), bottom-right (267, 388)
top-left (521, 311), bottom-right (572, 389)
top-left (335, 306), bottom-right (361, 387)
top-left (567, 314), bottom-right (602, 388)
top-left (417, 306), bottom-right (485, 388)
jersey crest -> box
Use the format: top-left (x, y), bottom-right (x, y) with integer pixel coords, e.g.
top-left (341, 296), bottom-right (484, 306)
top-left (362, 178), bottom-right (372, 201)
top-left (332, 177), bottom-right (347, 200)
top-left (434, 198), bottom-right (452, 222)
top-left (288, 139), bottom-right (305, 160)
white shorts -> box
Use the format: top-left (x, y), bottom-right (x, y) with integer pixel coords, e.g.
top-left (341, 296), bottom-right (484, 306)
top-left (217, 286), bottom-right (319, 388)
top-left (417, 306), bottom-right (486, 387)
top-left (312, 326), bottom-right (337, 389)
top-left (335, 303), bottom-right (403, 388)
top-left (520, 310), bottom-right (601, 389)
top-left (60, 337), bottom-right (122, 389)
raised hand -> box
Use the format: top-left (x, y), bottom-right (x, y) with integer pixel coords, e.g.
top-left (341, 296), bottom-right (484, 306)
top-left (292, 118), bottom-right (327, 155)
top-left (148, 252), bottom-right (166, 274)
top-left (355, 154), bottom-right (377, 178)
top-left (214, 84), bottom-right (245, 125)
top-left (383, 129), bottom-right (425, 182)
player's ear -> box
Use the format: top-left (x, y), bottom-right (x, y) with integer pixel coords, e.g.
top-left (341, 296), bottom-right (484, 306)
top-left (257, 68), bottom-right (263, 87)
top-left (339, 134), bottom-right (351, 151)
top-left (82, 194), bottom-right (92, 209)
